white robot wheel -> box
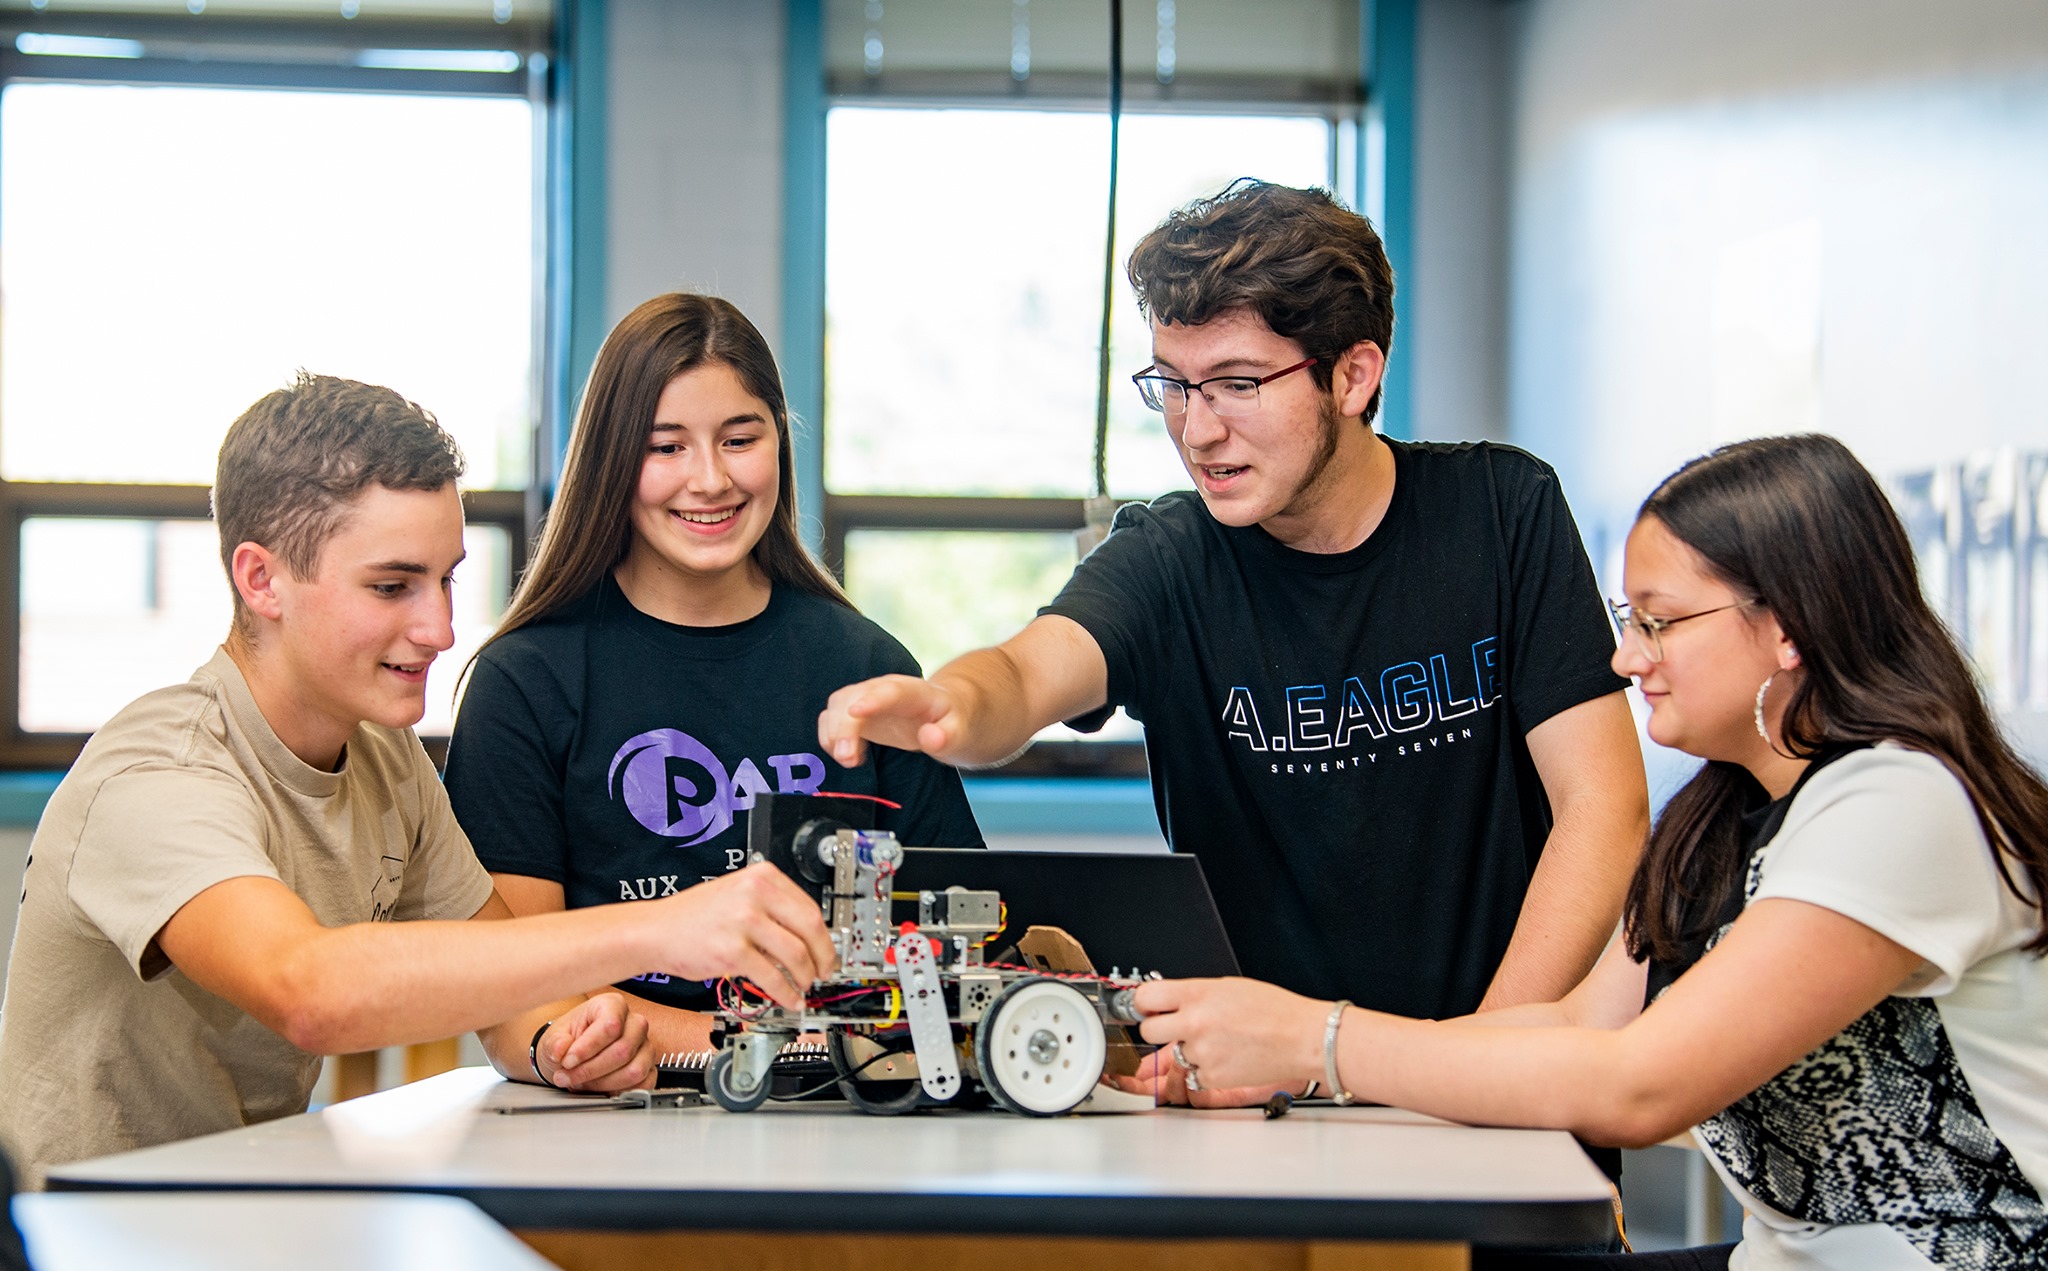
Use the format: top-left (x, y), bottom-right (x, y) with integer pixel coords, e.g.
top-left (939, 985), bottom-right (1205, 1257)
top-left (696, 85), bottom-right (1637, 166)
top-left (974, 977), bottom-right (1107, 1116)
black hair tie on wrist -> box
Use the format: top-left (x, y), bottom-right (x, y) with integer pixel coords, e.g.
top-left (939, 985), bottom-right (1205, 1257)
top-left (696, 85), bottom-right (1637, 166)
top-left (529, 1020), bottom-right (565, 1090)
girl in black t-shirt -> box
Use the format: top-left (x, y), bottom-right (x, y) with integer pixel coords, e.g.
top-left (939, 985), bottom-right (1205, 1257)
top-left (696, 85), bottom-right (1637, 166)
top-left (445, 294), bottom-right (980, 1074)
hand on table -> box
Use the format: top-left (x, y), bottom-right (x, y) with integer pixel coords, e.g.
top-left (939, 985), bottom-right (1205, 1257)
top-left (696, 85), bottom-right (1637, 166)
top-left (540, 992), bottom-right (654, 1092)
top-left (818, 674), bottom-right (967, 768)
top-left (1105, 1045), bottom-right (1292, 1109)
top-left (1128, 977), bottom-right (1329, 1099)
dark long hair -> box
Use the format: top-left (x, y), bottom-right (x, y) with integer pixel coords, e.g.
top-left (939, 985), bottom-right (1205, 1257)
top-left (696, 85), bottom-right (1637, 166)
top-left (1623, 434), bottom-right (2048, 962)
top-left (474, 294), bottom-right (848, 669)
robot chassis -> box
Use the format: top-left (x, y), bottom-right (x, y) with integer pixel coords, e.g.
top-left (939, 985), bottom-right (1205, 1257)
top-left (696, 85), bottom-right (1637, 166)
top-left (706, 813), bottom-right (1145, 1117)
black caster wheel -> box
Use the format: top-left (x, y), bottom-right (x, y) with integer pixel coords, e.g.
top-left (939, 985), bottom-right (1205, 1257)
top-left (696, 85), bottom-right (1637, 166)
top-left (707, 1046), bottom-right (773, 1112)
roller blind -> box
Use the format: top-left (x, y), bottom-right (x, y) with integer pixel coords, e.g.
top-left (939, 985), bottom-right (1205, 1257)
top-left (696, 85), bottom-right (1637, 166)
top-left (826, 0), bottom-right (1362, 103)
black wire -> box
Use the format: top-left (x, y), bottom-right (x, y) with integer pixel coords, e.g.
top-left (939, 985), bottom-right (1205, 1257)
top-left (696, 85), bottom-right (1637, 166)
top-left (772, 1038), bottom-right (919, 1102)
top-left (1092, 0), bottom-right (1123, 501)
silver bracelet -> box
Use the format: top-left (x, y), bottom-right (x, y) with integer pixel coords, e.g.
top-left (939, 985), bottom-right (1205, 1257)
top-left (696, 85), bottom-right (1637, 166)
top-left (1323, 999), bottom-right (1355, 1106)
top-left (957, 739), bottom-right (1034, 772)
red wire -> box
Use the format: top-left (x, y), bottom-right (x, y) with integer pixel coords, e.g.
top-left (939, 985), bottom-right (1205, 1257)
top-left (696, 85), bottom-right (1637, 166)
top-left (806, 986), bottom-right (890, 1005)
top-left (717, 977), bottom-right (771, 1019)
top-left (813, 792), bottom-right (904, 810)
top-left (981, 961), bottom-right (1132, 984)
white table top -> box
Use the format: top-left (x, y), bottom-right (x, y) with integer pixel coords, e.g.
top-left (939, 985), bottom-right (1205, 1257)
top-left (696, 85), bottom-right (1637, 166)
top-left (14, 1191), bottom-right (557, 1271)
top-left (47, 1067), bottom-right (1615, 1247)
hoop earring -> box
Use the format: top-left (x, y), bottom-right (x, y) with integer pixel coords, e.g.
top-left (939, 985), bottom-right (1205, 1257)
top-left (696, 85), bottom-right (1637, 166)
top-left (1754, 673), bottom-right (1776, 744)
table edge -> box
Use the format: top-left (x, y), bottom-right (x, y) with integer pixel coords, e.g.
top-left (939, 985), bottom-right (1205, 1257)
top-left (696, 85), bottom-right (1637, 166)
top-left (45, 1176), bottom-right (1616, 1247)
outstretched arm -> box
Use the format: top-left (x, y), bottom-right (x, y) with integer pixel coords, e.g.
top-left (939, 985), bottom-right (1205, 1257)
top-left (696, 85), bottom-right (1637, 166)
top-left (1479, 691), bottom-right (1649, 1011)
top-left (482, 873), bottom-right (721, 1074)
top-left (464, 888), bottom-right (655, 1093)
top-left (819, 615), bottom-right (1109, 769)
top-left (1135, 897), bottom-right (1923, 1147)
top-left (154, 861), bottom-right (835, 1060)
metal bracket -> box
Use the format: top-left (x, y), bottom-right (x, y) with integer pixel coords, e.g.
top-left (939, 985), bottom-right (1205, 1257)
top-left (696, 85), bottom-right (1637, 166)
top-left (496, 1088), bottom-right (705, 1114)
top-left (892, 929), bottom-right (961, 1101)
top-left (956, 972), bottom-right (1002, 1025)
top-left (726, 1029), bottom-right (793, 1099)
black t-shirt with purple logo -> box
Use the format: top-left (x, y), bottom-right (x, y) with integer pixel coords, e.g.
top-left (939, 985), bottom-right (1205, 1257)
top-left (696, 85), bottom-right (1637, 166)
top-left (445, 575), bottom-right (984, 1013)
top-left (1044, 439), bottom-right (1626, 1021)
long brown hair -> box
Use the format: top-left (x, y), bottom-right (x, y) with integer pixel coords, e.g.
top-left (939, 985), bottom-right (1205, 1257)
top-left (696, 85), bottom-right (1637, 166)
top-left (475, 294), bottom-right (848, 668)
top-left (1623, 434), bottom-right (2048, 962)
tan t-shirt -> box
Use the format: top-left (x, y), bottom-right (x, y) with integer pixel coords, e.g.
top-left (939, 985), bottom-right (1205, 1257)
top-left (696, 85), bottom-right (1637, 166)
top-left (0, 648), bottom-right (494, 1186)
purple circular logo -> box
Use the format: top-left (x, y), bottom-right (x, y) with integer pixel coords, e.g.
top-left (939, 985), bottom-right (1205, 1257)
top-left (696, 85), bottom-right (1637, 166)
top-left (607, 728), bottom-right (733, 845)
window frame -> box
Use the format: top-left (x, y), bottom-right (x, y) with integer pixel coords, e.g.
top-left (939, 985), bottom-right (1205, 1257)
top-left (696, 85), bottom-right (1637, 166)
top-left (817, 87), bottom-right (1365, 778)
top-left (0, 13), bottom-right (551, 768)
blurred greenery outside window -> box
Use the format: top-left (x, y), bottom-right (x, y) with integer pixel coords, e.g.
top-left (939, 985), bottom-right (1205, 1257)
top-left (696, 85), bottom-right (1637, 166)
top-left (0, 22), bottom-right (542, 764)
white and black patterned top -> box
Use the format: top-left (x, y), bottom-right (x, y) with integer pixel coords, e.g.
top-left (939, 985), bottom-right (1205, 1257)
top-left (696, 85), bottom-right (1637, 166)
top-left (1662, 746), bottom-right (2048, 1270)
top-left (1694, 847), bottom-right (2048, 1267)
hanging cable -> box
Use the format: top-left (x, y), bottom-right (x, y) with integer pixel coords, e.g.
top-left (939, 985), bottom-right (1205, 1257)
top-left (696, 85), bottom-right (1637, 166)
top-left (1093, 0), bottom-right (1122, 500)
top-left (1078, 0), bottom-right (1124, 556)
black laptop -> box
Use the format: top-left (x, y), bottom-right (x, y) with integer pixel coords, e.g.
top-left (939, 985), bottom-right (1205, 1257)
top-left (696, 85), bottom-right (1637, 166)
top-left (743, 793), bottom-right (1239, 980)
top-left (891, 847), bottom-right (1241, 980)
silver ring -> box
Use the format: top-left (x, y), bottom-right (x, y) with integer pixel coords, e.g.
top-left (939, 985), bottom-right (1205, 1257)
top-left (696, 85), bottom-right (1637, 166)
top-left (1171, 1041), bottom-right (1194, 1070)
top-left (1184, 1066), bottom-right (1202, 1092)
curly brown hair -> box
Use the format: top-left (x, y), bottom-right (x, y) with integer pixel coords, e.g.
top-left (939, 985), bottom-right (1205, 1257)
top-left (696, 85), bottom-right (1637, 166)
top-left (1126, 179), bottom-right (1396, 424)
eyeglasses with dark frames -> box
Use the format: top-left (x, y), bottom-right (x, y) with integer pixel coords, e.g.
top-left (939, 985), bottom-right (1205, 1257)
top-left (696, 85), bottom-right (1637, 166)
top-left (1130, 357), bottom-right (1319, 417)
top-left (1607, 599), bottom-right (1747, 664)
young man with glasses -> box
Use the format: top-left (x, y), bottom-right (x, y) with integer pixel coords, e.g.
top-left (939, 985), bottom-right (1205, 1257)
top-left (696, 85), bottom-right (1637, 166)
top-left (820, 180), bottom-right (1648, 1104)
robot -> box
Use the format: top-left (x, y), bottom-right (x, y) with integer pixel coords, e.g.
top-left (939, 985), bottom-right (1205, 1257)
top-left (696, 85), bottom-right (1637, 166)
top-left (704, 794), bottom-right (1146, 1117)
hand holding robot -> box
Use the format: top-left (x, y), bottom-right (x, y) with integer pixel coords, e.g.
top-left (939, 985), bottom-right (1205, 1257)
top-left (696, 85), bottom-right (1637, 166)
top-left (703, 795), bottom-right (1153, 1117)
top-left (1117, 977), bottom-right (1325, 1108)
top-left (634, 861), bottom-right (839, 1009)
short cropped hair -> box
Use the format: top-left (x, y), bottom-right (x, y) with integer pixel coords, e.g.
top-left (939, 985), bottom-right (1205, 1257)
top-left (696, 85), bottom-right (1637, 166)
top-left (1126, 179), bottom-right (1396, 424)
top-left (213, 372), bottom-right (465, 614)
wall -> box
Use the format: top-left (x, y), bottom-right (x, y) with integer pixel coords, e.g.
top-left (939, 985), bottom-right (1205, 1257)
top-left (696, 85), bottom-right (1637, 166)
top-left (1506, 0), bottom-right (2048, 782)
top-left (604, 0), bottom-right (788, 342)
top-left (1406, 0), bottom-right (1514, 443)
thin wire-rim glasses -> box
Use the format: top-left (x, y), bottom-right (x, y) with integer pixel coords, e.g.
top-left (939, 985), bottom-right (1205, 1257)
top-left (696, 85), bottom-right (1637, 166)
top-left (1130, 357), bottom-right (1319, 417)
top-left (1607, 599), bottom-right (1746, 663)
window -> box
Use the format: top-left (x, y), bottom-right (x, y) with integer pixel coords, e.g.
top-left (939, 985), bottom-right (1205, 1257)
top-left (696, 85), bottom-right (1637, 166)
top-left (817, 1), bottom-right (1363, 771)
top-left (0, 8), bottom-right (549, 764)
top-left (825, 108), bottom-right (1335, 500)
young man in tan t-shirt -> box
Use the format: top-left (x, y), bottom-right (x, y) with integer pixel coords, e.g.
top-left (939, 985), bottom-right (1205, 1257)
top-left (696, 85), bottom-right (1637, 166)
top-left (0, 374), bottom-right (837, 1186)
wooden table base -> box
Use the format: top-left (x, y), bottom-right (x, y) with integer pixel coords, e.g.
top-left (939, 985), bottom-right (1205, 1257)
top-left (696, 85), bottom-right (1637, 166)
top-left (328, 1040), bottom-right (465, 1103)
top-left (517, 1230), bottom-right (1470, 1271)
